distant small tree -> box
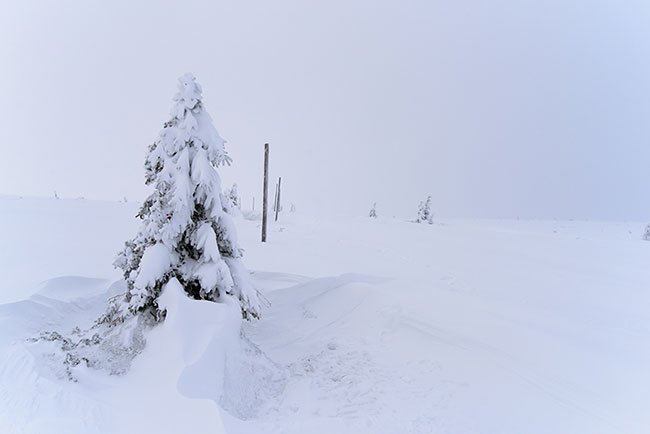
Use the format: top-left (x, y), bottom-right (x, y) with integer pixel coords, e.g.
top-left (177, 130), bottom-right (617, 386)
top-left (54, 191), bottom-right (59, 199)
top-left (290, 203), bottom-right (296, 213)
top-left (225, 183), bottom-right (241, 209)
top-left (114, 73), bottom-right (261, 321)
top-left (417, 196), bottom-right (433, 224)
top-left (369, 202), bottom-right (377, 218)
top-left (643, 223), bottom-right (650, 241)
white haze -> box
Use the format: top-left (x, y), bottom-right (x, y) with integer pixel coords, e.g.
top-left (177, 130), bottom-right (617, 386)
top-left (1, 0), bottom-right (649, 220)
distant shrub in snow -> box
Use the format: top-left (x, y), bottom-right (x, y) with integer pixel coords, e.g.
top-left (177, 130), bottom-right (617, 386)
top-left (369, 202), bottom-right (377, 218)
top-left (114, 74), bottom-right (261, 322)
top-left (225, 183), bottom-right (241, 210)
top-left (643, 223), bottom-right (650, 241)
top-left (417, 196), bottom-right (433, 224)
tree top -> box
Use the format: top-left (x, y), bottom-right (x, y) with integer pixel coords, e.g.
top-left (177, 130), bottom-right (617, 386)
top-left (171, 73), bottom-right (203, 118)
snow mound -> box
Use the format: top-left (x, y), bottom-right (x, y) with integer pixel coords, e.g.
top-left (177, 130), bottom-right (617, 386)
top-left (0, 276), bottom-right (285, 433)
top-left (158, 279), bottom-right (286, 420)
top-left (35, 276), bottom-right (111, 301)
top-left (241, 209), bottom-right (261, 221)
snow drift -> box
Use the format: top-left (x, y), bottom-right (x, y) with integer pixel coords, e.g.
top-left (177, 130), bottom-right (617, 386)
top-left (0, 274), bottom-right (283, 434)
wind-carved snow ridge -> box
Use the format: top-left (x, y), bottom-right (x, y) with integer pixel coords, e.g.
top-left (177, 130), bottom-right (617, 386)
top-left (154, 279), bottom-right (287, 420)
top-left (165, 283), bottom-right (287, 420)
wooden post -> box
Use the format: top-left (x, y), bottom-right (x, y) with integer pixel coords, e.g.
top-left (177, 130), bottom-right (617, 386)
top-left (252, 197), bottom-right (255, 211)
top-left (273, 182), bottom-right (279, 213)
top-left (275, 177), bottom-right (282, 222)
top-left (261, 143), bottom-right (269, 242)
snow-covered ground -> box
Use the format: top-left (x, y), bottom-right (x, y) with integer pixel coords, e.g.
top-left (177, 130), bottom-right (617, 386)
top-left (2, 196), bottom-right (650, 434)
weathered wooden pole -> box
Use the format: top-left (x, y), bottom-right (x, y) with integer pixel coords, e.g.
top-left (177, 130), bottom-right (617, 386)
top-left (252, 197), bottom-right (255, 211)
top-left (261, 143), bottom-right (269, 242)
top-left (273, 182), bottom-right (279, 213)
top-left (275, 177), bottom-right (282, 221)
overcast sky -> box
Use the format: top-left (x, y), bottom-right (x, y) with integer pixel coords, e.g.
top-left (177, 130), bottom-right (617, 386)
top-left (1, 0), bottom-right (649, 219)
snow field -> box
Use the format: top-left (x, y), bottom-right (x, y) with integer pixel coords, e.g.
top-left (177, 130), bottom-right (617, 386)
top-left (2, 197), bottom-right (650, 433)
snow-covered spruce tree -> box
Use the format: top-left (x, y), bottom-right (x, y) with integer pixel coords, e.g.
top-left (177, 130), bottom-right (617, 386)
top-left (369, 202), bottom-right (377, 218)
top-left (417, 196), bottom-right (433, 224)
top-left (225, 183), bottom-right (241, 210)
top-left (114, 73), bottom-right (261, 321)
top-left (643, 222), bottom-right (650, 241)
